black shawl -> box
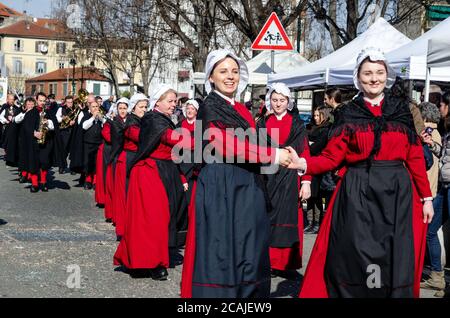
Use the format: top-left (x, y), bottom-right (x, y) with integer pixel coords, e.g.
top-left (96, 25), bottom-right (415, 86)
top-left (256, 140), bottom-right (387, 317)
top-left (108, 117), bottom-right (126, 164)
top-left (126, 111), bottom-right (174, 175)
top-left (329, 91), bottom-right (418, 163)
top-left (198, 91), bottom-right (251, 130)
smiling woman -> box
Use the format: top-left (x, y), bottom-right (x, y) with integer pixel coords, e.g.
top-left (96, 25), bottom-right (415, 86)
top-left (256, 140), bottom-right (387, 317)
top-left (180, 49), bottom-right (293, 298)
top-left (286, 47), bottom-right (434, 298)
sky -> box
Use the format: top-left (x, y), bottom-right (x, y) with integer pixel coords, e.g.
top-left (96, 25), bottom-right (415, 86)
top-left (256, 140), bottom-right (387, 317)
top-left (2, 0), bottom-right (54, 18)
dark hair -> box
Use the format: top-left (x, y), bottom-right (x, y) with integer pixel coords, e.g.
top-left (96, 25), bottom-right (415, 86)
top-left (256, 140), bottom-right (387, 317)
top-left (444, 115), bottom-right (450, 132)
top-left (179, 97), bottom-right (189, 105)
top-left (36, 92), bottom-right (47, 99)
top-left (357, 56), bottom-right (388, 76)
top-left (64, 95), bottom-right (73, 101)
top-left (48, 94), bottom-right (55, 99)
top-left (442, 91), bottom-right (450, 106)
top-left (25, 97), bottom-right (36, 106)
top-left (95, 96), bottom-right (102, 100)
top-left (390, 76), bottom-right (410, 102)
top-left (419, 102), bottom-right (440, 124)
top-left (324, 88), bottom-right (342, 104)
top-left (429, 92), bottom-right (442, 107)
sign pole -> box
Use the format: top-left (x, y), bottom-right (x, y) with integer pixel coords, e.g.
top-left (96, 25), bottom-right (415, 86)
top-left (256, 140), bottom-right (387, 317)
top-left (271, 50), bottom-right (275, 74)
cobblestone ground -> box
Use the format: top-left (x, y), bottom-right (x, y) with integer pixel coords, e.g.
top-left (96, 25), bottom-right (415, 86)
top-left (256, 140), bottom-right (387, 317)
top-left (0, 151), bottom-right (442, 298)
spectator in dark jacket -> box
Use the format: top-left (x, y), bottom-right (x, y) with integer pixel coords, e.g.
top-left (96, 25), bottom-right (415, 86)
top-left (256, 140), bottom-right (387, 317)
top-left (305, 105), bottom-right (333, 234)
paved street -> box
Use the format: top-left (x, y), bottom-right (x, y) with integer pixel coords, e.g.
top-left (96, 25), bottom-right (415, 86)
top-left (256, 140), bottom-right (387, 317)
top-left (0, 150), bottom-right (440, 298)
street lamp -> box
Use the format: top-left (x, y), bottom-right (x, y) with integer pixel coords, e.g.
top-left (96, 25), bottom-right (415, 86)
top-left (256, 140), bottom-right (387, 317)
top-left (69, 58), bottom-right (77, 94)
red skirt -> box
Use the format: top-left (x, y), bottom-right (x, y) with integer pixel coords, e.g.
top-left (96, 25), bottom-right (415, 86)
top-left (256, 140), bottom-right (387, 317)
top-left (112, 151), bottom-right (127, 237)
top-left (113, 158), bottom-right (170, 269)
top-left (269, 205), bottom-right (304, 271)
top-left (180, 180), bottom-right (197, 298)
top-left (94, 144), bottom-right (105, 205)
top-left (298, 168), bottom-right (427, 298)
top-left (104, 164), bottom-right (114, 221)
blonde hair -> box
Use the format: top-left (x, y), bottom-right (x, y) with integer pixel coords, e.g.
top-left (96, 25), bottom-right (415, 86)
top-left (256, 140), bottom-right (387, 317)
top-left (158, 89), bottom-right (178, 103)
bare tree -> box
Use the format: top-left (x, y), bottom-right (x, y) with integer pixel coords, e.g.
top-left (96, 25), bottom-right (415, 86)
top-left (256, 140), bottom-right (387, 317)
top-left (154, 0), bottom-right (224, 73)
top-left (306, 0), bottom-right (431, 51)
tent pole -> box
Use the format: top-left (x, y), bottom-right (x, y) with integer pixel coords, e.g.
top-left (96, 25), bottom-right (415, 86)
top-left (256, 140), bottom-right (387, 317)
top-left (424, 67), bottom-right (431, 102)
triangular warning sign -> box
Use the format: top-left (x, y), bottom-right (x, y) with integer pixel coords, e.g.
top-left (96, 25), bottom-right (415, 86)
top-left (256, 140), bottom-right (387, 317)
top-left (251, 12), bottom-right (293, 51)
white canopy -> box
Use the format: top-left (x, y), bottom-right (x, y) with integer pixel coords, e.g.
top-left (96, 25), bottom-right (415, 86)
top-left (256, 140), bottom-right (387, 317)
top-left (193, 50), bottom-right (309, 86)
top-left (328, 16), bottom-right (450, 86)
top-left (268, 18), bottom-right (411, 88)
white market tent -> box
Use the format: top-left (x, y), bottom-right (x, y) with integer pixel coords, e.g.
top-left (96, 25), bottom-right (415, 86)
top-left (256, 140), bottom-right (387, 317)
top-left (193, 50), bottom-right (310, 86)
top-left (328, 16), bottom-right (450, 86)
top-left (267, 18), bottom-right (411, 89)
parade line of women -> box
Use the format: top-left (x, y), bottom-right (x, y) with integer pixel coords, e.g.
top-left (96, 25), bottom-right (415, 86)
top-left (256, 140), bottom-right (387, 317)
top-left (2, 46), bottom-right (436, 298)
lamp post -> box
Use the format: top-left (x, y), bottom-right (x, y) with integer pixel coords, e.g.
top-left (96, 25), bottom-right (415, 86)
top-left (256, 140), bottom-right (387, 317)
top-left (69, 58), bottom-right (77, 94)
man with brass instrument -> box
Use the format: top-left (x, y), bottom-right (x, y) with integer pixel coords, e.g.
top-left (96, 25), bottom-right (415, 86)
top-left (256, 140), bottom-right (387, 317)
top-left (0, 94), bottom-right (22, 167)
top-left (81, 101), bottom-right (105, 190)
top-left (69, 90), bottom-right (90, 181)
top-left (15, 93), bottom-right (57, 192)
top-left (56, 95), bottom-right (77, 174)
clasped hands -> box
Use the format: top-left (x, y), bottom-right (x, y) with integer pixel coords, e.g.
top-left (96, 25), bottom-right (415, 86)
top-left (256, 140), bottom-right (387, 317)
top-left (278, 146), bottom-right (306, 171)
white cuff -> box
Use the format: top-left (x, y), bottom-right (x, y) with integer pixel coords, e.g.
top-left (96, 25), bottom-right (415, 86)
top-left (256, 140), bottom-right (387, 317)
top-left (297, 158), bottom-right (307, 176)
top-left (422, 197), bottom-right (433, 202)
top-left (47, 119), bottom-right (55, 131)
top-left (301, 180), bottom-right (311, 184)
top-left (274, 148), bottom-right (280, 165)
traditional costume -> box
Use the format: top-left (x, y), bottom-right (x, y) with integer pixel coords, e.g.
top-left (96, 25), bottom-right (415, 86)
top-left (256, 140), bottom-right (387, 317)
top-left (257, 83), bottom-right (311, 272)
top-left (298, 48), bottom-right (432, 298)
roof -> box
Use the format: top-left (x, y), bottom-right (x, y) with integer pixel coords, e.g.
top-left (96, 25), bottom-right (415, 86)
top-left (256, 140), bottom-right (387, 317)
top-left (0, 20), bottom-right (72, 40)
top-left (34, 18), bottom-right (67, 33)
top-left (0, 3), bottom-right (23, 17)
top-left (26, 67), bottom-right (111, 82)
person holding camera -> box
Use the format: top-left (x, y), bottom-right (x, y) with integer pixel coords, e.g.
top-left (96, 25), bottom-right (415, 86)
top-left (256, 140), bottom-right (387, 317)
top-left (421, 102), bottom-right (448, 296)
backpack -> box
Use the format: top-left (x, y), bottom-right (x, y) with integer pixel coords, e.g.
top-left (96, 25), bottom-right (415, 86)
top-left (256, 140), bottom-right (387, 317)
top-left (423, 144), bottom-right (434, 171)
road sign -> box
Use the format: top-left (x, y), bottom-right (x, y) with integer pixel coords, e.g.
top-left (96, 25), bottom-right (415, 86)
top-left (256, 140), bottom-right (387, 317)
top-left (251, 12), bottom-right (294, 51)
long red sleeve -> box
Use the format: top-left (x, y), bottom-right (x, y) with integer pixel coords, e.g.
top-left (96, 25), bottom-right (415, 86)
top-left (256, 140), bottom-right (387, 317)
top-left (305, 133), bottom-right (349, 175)
top-left (101, 123), bottom-right (111, 143)
top-left (161, 128), bottom-right (194, 150)
top-left (125, 125), bottom-right (140, 143)
top-left (207, 122), bottom-right (276, 164)
top-left (405, 141), bottom-right (433, 199)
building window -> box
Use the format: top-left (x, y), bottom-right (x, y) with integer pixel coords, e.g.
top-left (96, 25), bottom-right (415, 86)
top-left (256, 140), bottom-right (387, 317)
top-left (36, 61), bottom-right (47, 74)
top-left (14, 39), bottom-right (23, 52)
top-left (13, 59), bottom-right (22, 74)
top-left (63, 83), bottom-right (68, 96)
top-left (31, 84), bottom-right (37, 95)
top-left (56, 42), bottom-right (66, 54)
top-left (35, 41), bottom-right (48, 53)
top-left (58, 61), bottom-right (65, 69)
top-left (49, 83), bottom-right (58, 96)
top-left (39, 84), bottom-right (44, 92)
top-left (93, 83), bottom-right (101, 96)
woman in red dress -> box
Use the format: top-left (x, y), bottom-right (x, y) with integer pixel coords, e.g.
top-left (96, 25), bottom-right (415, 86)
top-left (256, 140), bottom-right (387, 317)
top-left (287, 48), bottom-right (434, 298)
top-left (106, 98), bottom-right (130, 226)
top-left (176, 99), bottom-right (199, 244)
top-left (112, 94), bottom-right (147, 240)
top-left (257, 83), bottom-right (312, 277)
top-left (114, 85), bottom-right (192, 280)
top-left (180, 49), bottom-right (292, 298)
